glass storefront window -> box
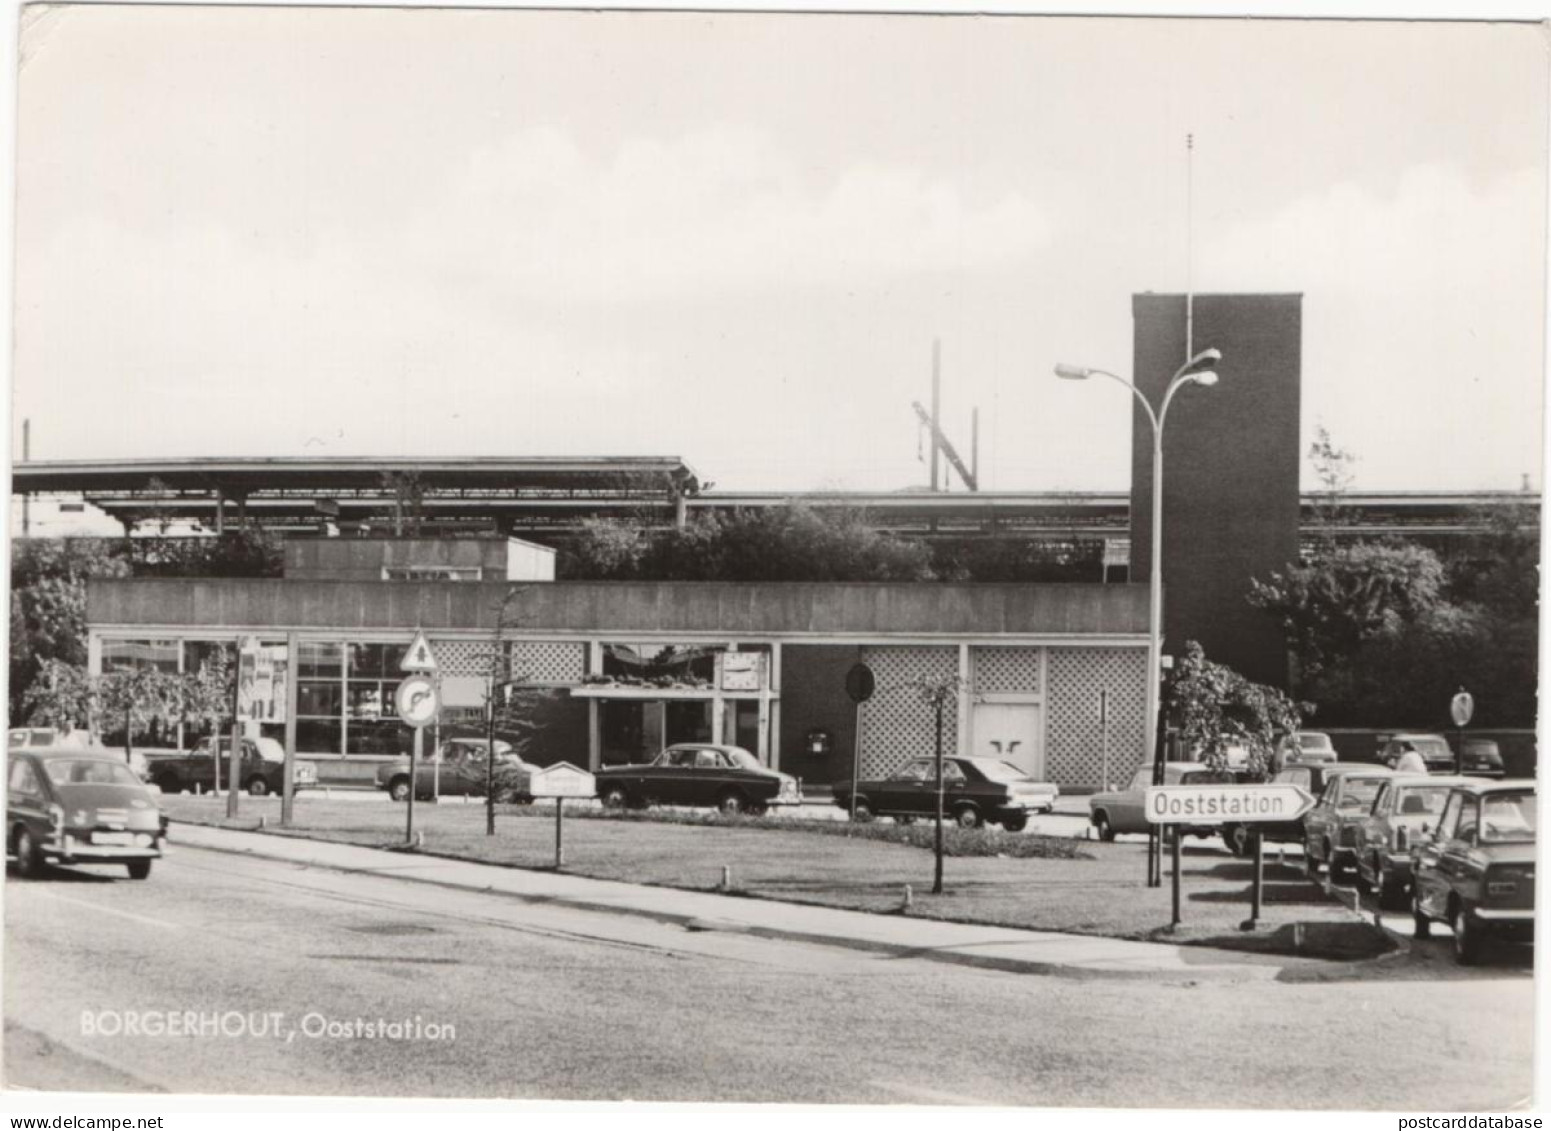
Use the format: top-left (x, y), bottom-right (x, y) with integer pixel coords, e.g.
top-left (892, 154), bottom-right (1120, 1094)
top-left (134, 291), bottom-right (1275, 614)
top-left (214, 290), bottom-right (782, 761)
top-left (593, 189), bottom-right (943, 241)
top-left (347, 643), bottom-right (398, 680)
top-left (101, 639), bottom-right (180, 674)
top-left (346, 719), bottom-right (414, 757)
top-left (298, 641), bottom-right (343, 679)
top-left (602, 643), bottom-right (717, 684)
top-left (297, 719), bottom-right (343, 756)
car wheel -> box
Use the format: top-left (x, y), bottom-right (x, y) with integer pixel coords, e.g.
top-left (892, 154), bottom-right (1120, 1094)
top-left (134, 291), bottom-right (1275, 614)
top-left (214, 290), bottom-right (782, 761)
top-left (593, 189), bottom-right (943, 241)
top-left (12, 827), bottom-right (42, 878)
top-left (1001, 814), bottom-right (1028, 834)
top-left (388, 777), bottom-right (411, 803)
top-left (1453, 902), bottom-right (1484, 965)
top-left (599, 785), bottom-right (629, 810)
top-left (245, 776), bottom-right (270, 797)
top-left (953, 806), bottom-right (981, 830)
top-left (850, 799), bottom-right (875, 823)
top-left (716, 791), bottom-right (746, 817)
top-left (1412, 891), bottom-right (1432, 939)
top-left (1375, 860), bottom-right (1405, 912)
top-left (1093, 813), bottom-right (1116, 842)
top-left (126, 859), bottom-right (152, 881)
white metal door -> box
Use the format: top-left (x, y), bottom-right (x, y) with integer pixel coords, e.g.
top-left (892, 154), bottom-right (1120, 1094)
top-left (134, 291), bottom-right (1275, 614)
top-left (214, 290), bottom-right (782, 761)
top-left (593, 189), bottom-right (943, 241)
top-left (971, 703), bottom-right (1044, 779)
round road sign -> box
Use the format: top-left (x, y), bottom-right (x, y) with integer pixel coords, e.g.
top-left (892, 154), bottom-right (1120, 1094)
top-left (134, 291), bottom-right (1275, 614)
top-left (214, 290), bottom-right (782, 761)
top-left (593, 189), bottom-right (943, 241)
top-left (395, 675), bottom-right (440, 728)
top-left (1450, 690), bottom-right (1475, 728)
top-left (844, 663), bottom-right (876, 704)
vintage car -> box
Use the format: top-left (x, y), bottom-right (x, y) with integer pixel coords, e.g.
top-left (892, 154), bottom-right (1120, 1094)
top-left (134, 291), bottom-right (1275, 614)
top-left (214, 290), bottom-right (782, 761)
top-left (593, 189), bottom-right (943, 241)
top-left (832, 756), bottom-right (1059, 831)
top-left (595, 743), bottom-right (800, 816)
top-left (376, 737), bottom-right (535, 803)
top-left (1378, 733), bottom-right (1456, 774)
top-left (1301, 765), bottom-right (1394, 879)
top-left (1087, 762), bottom-right (1248, 842)
top-left (1274, 731), bottom-right (1338, 768)
top-left (1221, 762), bottom-right (1336, 856)
top-left (1354, 773), bottom-right (1466, 909)
top-left (147, 736), bottom-right (318, 797)
top-left (1459, 738), bottom-right (1506, 779)
top-left (1412, 778), bottom-right (1536, 964)
top-left (7, 748), bottom-right (167, 879)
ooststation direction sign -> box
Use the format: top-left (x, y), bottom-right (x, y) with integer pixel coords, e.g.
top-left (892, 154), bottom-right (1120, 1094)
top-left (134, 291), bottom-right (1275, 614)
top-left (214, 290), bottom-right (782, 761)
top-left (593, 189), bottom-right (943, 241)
top-left (527, 762), bottom-right (596, 799)
top-left (1144, 782), bottom-right (1316, 825)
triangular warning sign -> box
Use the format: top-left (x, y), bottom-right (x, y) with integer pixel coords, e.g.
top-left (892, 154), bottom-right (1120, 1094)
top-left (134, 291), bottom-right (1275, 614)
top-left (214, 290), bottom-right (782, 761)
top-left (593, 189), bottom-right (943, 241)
top-left (401, 630), bottom-right (438, 673)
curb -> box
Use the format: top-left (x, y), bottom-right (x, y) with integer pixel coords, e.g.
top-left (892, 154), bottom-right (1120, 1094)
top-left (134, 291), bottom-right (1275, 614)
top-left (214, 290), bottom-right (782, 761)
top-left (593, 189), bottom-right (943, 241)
top-left (169, 822), bottom-right (1284, 984)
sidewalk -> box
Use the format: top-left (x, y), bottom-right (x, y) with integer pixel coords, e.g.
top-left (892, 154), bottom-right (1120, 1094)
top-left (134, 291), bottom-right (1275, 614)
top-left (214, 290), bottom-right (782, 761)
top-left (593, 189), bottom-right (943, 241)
top-left (169, 821), bottom-right (1298, 984)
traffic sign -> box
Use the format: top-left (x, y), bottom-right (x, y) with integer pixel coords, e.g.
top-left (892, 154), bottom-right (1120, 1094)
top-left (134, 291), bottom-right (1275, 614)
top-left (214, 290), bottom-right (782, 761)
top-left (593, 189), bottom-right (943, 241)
top-left (395, 674), bottom-right (440, 728)
top-left (1450, 690), bottom-right (1475, 728)
top-left (845, 663), bottom-right (876, 704)
top-left (1144, 783), bottom-right (1315, 825)
top-left (401, 631), bottom-right (438, 673)
top-left (526, 762), bottom-right (596, 799)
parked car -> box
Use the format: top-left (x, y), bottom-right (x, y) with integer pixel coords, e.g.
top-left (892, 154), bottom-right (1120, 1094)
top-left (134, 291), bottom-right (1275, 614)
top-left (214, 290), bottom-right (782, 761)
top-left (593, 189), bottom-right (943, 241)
top-left (9, 728), bottom-right (149, 782)
top-left (7, 748), bottom-right (167, 879)
top-left (376, 738), bottom-right (534, 803)
top-left (146, 737), bottom-right (318, 797)
top-left (1459, 738), bottom-right (1506, 779)
top-left (1302, 765), bottom-right (1394, 879)
top-left (1221, 762), bottom-right (1335, 856)
top-left (832, 756), bottom-right (1059, 831)
top-left (1355, 774), bottom-right (1466, 909)
top-left (1378, 733), bottom-right (1456, 774)
top-left (595, 744), bottom-right (800, 816)
top-left (1275, 731), bottom-right (1338, 768)
top-left (1087, 762), bottom-right (1249, 842)
top-left (1411, 779), bottom-right (1536, 964)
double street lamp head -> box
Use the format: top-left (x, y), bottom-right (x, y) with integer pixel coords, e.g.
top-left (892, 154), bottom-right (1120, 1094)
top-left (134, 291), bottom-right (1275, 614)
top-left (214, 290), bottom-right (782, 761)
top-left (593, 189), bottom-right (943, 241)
top-left (1051, 347), bottom-right (1222, 388)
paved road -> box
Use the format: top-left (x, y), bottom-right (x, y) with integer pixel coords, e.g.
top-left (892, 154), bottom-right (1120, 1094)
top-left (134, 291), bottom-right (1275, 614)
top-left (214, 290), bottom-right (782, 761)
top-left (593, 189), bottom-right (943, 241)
top-left (4, 848), bottom-right (1533, 1107)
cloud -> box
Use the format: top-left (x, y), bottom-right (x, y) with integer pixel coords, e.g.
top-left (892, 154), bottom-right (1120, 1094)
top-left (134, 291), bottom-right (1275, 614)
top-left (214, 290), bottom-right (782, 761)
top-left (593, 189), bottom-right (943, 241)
top-left (405, 124), bottom-right (1055, 303)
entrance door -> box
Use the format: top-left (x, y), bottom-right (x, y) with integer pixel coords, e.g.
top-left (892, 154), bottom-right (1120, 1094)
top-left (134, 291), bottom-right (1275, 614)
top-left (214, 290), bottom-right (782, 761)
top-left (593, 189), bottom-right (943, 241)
top-left (971, 703), bottom-right (1044, 779)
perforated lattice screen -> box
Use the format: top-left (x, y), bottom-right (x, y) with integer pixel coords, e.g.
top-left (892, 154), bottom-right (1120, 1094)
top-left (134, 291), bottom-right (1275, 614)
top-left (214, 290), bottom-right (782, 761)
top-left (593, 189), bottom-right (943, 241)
top-left (972, 647), bottom-right (1043, 694)
top-left (509, 641), bottom-right (586, 685)
top-left (432, 639), bottom-right (499, 678)
top-left (430, 639), bottom-right (585, 684)
top-left (1045, 647), bottom-right (1148, 788)
top-left (857, 646), bottom-right (959, 779)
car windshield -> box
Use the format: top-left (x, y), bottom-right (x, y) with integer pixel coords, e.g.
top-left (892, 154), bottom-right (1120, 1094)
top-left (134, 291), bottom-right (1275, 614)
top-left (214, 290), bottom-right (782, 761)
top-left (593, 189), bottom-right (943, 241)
top-left (724, 748), bottom-right (761, 771)
top-left (1340, 778), bottom-right (1387, 810)
top-left (1299, 734), bottom-right (1331, 750)
top-left (1394, 786), bottom-right (1451, 816)
top-left (1409, 738), bottom-right (1452, 758)
top-left (1481, 792), bottom-right (1537, 843)
top-left (43, 759), bottom-right (142, 788)
top-left (967, 759), bottom-right (1030, 783)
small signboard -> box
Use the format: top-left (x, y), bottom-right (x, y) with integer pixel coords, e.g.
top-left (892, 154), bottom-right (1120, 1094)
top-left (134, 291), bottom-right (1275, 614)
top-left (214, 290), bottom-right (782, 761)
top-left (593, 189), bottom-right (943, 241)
top-left (401, 631), bottom-right (439, 673)
top-left (844, 663), bottom-right (876, 704)
top-left (527, 762), bottom-right (597, 799)
top-left (1450, 690), bottom-right (1475, 728)
top-left (1143, 783), bottom-right (1315, 825)
top-left (395, 674), bottom-right (440, 728)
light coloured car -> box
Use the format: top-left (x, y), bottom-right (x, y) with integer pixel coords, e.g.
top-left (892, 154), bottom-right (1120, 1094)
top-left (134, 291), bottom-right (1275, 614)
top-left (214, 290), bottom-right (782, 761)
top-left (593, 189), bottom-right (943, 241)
top-left (1355, 774), bottom-right (1466, 909)
top-left (1087, 762), bottom-right (1248, 842)
top-left (1276, 731), bottom-right (1338, 768)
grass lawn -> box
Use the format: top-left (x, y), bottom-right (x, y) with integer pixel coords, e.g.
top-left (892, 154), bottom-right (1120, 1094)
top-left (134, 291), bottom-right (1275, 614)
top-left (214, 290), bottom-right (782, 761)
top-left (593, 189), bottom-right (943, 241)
top-left (162, 794), bottom-right (1381, 957)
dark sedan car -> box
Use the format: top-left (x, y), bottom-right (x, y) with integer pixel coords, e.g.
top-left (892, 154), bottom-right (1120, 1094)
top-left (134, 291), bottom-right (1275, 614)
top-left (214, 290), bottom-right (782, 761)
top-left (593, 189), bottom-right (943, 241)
top-left (1221, 763), bottom-right (1335, 857)
top-left (595, 744), bottom-right (800, 816)
top-left (7, 748), bottom-right (167, 880)
top-left (833, 756), bottom-right (1059, 831)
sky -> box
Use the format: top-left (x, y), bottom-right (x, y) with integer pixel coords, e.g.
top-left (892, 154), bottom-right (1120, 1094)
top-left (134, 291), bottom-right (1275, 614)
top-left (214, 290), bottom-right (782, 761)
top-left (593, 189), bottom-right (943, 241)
top-left (10, 6), bottom-right (1549, 500)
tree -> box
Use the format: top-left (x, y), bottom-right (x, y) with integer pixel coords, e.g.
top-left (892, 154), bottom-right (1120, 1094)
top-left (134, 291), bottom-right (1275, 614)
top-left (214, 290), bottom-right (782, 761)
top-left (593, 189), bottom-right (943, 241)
top-left (97, 667), bottom-right (189, 766)
top-left (20, 658), bottom-right (97, 732)
top-left (1247, 540), bottom-right (1446, 695)
top-left (1163, 642), bottom-right (1301, 777)
top-left (1305, 424), bottom-right (1358, 542)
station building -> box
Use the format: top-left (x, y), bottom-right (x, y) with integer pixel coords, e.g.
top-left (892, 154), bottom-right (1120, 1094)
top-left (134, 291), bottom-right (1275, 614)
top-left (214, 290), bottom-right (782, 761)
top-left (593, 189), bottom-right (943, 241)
top-left (85, 534), bottom-right (1150, 790)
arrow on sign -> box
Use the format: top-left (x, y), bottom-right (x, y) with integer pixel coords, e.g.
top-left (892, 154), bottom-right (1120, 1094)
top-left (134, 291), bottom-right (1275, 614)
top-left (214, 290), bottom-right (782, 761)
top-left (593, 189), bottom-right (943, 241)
top-left (401, 630), bottom-right (438, 673)
top-left (1144, 783), bottom-right (1316, 825)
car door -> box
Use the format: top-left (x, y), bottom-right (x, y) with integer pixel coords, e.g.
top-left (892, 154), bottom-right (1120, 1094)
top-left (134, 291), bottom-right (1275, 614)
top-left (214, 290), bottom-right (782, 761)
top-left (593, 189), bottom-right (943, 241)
top-left (878, 760), bottom-right (931, 815)
top-left (8, 755), bottom-right (52, 844)
top-left (1109, 767), bottom-right (1153, 833)
top-left (1439, 795), bottom-right (1481, 901)
top-left (1414, 791), bottom-right (1461, 917)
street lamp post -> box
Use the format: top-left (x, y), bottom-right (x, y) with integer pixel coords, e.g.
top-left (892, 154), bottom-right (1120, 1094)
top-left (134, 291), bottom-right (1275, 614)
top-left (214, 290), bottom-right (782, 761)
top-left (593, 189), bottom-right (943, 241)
top-left (1055, 348), bottom-right (1221, 886)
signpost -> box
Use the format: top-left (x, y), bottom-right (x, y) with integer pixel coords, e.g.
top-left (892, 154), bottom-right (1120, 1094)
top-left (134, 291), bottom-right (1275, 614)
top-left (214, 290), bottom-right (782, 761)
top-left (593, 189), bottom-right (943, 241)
top-left (843, 663), bottom-right (876, 821)
top-left (1145, 782), bottom-right (1316, 929)
top-left (527, 763), bottom-right (597, 869)
top-left (396, 653), bottom-right (441, 845)
top-left (1451, 688), bottom-right (1474, 773)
